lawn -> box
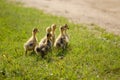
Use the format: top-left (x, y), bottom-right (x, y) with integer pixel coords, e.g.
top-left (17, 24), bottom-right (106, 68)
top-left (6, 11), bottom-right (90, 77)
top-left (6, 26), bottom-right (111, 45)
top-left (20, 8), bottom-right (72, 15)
top-left (0, 0), bottom-right (120, 80)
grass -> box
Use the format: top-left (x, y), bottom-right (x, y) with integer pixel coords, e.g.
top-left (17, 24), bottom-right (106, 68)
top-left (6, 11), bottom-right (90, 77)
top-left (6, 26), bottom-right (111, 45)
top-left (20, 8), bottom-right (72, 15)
top-left (0, 0), bottom-right (120, 80)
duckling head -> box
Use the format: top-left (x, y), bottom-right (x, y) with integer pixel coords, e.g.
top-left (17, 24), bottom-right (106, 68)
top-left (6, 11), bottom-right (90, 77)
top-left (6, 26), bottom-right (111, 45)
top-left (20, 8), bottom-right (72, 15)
top-left (46, 26), bottom-right (52, 33)
top-left (60, 26), bottom-right (65, 32)
top-left (47, 33), bottom-right (52, 40)
top-left (51, 24), bottom-right (56, 31)
top-left (32, 28), bottom-right (39, 34)
top-left (64, 24), bottom-right (69, 30)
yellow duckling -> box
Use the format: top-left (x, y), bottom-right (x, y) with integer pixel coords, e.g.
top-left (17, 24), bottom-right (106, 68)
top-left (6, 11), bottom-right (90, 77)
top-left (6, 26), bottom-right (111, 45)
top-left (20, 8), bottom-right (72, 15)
top-left (54, 26), bottom-right (67, 49)
top-left (51, 24), bottom-right (56, 45)
top-left (24, 28), bottom-right (39, 55)
top-left (63, 24), bottom-right (69, 43)
top-left (35, 33), bottom-right (52, 58)
top-left (39, 26), bottom-right (52, 45)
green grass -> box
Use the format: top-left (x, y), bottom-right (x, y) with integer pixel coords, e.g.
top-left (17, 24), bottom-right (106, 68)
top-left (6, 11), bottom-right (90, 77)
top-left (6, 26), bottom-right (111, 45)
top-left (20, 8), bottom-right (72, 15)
top-left (0, 0), bottom-right (120, 80)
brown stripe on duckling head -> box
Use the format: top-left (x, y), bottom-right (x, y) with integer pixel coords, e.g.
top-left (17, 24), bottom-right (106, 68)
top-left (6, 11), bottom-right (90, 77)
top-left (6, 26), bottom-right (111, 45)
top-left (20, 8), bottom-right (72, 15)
top-left (64, 24), bottom-right (69, 29)
top-left (33, 28), bottom-right (39, 33)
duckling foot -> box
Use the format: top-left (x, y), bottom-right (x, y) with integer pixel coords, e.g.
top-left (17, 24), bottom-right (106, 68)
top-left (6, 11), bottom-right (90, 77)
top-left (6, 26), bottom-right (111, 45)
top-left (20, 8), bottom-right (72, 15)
top-left (25, 51), bottom-right (27, 56)
top-left (41, 53), bottom-right (46, 58)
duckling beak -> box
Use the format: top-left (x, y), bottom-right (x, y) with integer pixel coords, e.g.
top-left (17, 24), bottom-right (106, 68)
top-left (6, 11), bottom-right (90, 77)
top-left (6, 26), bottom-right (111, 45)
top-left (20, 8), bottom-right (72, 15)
top-left (65, 27), bottom-right (69, 30)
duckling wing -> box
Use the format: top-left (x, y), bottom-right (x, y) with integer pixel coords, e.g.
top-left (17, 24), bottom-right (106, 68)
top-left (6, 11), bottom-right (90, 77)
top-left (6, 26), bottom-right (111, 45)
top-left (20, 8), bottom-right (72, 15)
top-left (54, 37), bottom-right (64, 48)
top-left (60, 37), bottom-right (67, 48)
top-left (39, 37), bottom-right (46, 45)
top-left (60, 38), bottom-right (64, 44)
top-left (47, 40), bottom-right (52, 48)
top-left (29, 42), bottom-right (35, 46)
top-left (24, 41), bottom-right (36, 50)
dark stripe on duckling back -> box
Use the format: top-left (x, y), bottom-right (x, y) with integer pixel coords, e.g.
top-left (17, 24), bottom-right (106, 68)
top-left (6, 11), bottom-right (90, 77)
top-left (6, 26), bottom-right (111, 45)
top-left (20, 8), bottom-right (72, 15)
top-left (47, 40), bottom-right (52, 48)
top-left (60, 38), bottom-right (64, 44)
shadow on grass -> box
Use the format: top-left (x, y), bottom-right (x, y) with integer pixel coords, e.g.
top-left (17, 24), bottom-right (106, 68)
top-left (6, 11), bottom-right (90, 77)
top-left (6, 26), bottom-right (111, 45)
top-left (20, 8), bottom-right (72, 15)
top-left (35, 50), bottom-right (54, 63)
top-left (56, 45), bottom-right (71, 59)
top-left (30, 51), bottom-right (36, 56)
top-left (104, 67), bottom-right (120, 74)
top-left (28, 45), bottom-right (71, 62)
top-left (36, 55), bottom-right (55, 63)
top-left (24, 51), bottom-right (36, 57)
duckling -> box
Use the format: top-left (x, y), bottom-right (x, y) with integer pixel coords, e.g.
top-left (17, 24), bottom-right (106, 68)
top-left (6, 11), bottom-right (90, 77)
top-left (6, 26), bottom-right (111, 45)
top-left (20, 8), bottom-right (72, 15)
top-left (63, 24), bottom-right (69, 43)
top-left (39, 26), bottom-right (52, 45)
top-left (54, 26), bottom-right (67, 49)
top-left (35, 33), bottom-right (52, 58)
top-left (51, 24), bottom-right (56, 45)
top-left (24, 28), bottom-right (39, 55)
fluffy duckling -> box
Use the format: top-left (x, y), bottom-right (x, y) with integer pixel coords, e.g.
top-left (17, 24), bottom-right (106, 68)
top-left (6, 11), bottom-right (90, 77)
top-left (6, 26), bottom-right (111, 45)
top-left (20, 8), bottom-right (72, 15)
top-left (35, 33), bottom-right (52, 58)
top-left (54, 26), bottom-right (67, 49)
top-left (63, 24), bottom-right (69, 43)
top-left (24, 28), bottom-right (39, 55)
top-left (51, 24), bottom-right (56, 45)
top-left (39, 26), bottom-right (52, 45)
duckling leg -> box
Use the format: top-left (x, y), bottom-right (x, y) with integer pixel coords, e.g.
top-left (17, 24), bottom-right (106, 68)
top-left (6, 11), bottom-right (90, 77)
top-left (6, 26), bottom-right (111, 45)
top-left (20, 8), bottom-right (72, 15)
top-left (41, 53), bottom-right (45, 58)
top-left (25, 50), bottom-right (27, 56)
top-left (33, 49), bottom-right (34, 52)
top-left (63, 45), bottom-right (66, 49)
